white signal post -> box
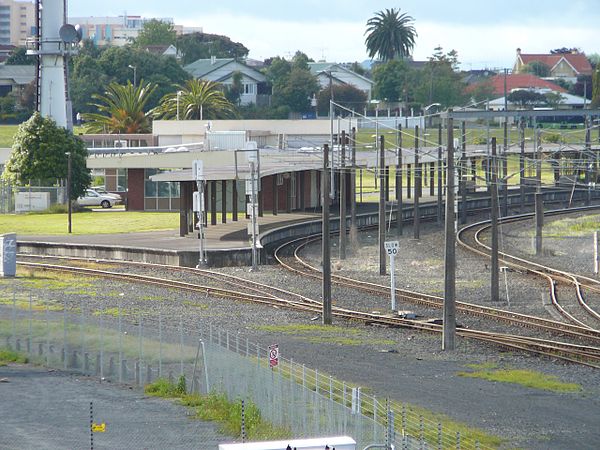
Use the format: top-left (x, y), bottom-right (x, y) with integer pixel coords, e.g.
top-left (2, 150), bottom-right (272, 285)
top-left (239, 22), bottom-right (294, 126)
top-left (192, 160), bottom-right (207, 267)
top-left (384, 241), bottom-right (399, 311)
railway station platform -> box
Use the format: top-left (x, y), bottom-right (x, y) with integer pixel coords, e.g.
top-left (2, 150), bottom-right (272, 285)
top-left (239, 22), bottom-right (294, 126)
top-left (15, 192), bottom-right (437, 267)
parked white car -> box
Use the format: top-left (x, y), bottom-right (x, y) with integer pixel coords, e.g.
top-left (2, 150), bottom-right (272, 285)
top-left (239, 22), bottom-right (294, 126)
top-left (77, 189), bottom-right (122, 208)
top-left (91, 186), bottom-right (123, 201)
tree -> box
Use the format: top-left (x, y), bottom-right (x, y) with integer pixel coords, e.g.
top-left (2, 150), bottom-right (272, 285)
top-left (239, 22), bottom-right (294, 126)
top-left (521, 61), bottom-right (551, 77)
top-left (82, 81), bottom-right (157, 133)
top-left (5, 47), bottom-right (35, 65)
top-left (372, 59), bottom-right (410, 102)
top-left (316, 84), bottom-right (367, 116)
top-left (152, 79), bottom-right (236, 120)
top-left (69, 45), bottom-right (190, 115)
top-left (134, 19), bottom-right (176, 47)
top-left (176, 32), bottom-right (249, 65)
top-left (3, 113), bottom-right (91, 199)
top-left (506, 90), bottom-right (547, 107)
top-left (413, 47), bottom-right (467, 108)
top-left (544, 92), bottom-right (565, 108)
top-left (364, 8), bottom-right (416, 62)
top-left (592, 67), bottom-right (600, 108)
top-left (225, 71), bottom-right (243, 105)
top-left (266, 54), bottom-right (319, 113)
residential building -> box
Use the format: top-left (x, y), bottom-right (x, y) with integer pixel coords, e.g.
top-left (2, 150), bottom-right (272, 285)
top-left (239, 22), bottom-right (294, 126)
top-left (0, 0), bottom-right (35, 46)
top-left (68, 15), bottom-right (202, 47)
top-left (184, 58), bottom-right (270, 106)
top-left (514, 48), bottom-right (593, 83)
top-left (308, 62), bottom-right (373, 100)
top-left (0, 63), bottom-right (34, 97)
top-left (468, 73), bottom-right (567, 97)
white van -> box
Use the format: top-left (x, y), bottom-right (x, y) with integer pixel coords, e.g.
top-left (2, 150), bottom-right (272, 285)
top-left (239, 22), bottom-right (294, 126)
top-left (218, 436), bottom-right (356, 450)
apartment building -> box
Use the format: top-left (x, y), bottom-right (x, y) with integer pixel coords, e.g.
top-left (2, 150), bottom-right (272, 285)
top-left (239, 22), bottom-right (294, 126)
top-left (0, 0), bottom-right (35, 46)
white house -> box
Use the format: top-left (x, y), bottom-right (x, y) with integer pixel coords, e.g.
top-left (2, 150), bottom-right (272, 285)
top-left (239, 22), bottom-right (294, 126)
top-left (184, 58), bottom-right (270, 106)
top-left (308, 62), bottom-right (373, 100)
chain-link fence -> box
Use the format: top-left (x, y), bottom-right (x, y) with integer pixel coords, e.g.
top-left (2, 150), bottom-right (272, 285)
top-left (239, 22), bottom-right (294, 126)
top-left (0, 289), bottom-right (489, 449)
top-left (0, 182), bottom-right (66, 213)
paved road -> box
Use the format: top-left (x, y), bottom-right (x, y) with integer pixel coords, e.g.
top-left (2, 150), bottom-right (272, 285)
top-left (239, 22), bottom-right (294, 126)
top-left (0, 364), bottom-right (231, 449)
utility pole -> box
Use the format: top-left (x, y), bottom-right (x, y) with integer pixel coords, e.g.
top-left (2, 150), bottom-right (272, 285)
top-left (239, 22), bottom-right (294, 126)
top-left (379, 135), bottom-right (386, 276)
top-left (502, 121), bottom-right (509, 217)
top-left (443, 112), bottom-right (456, 351)
top-left (519, 118), bottom-right (525, 212)
top-left (66, 152), bottom-right (72, 234)
top-left (339, 130), bottom-right (347, 259)
top-left (322, 144), bottom-right (332, 325)
top-left (396, 125), bottom-right (403, 237)
top-left (490, 138), bottom-right (500, 302)
top-left (437, 123), bottom-right (443, 224)
top-left (535, 125), bottom-right (541, 192)
top-left (535, 192), bottom-right (544, 256)
top-left (460, 122), bottom-right (467, 225)
top-left (413, 126), bottom-right (420, 240)
top-left (585, 116), bottom-right (592, 206)
top-left (350, 127), bottom-right (358, 246)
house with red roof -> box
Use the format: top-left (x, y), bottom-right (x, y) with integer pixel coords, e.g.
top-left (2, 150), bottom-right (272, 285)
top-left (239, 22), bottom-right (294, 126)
top-left (466, 73), bottom-right (566, 98)
top-left (513, 48), bottom-right (593, 83)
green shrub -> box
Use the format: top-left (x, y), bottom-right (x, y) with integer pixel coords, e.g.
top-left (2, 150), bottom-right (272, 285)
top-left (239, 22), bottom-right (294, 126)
top-left (0, 349), bottom-right (28, 366)
top-left (542, 133), bottom-right (561, 144)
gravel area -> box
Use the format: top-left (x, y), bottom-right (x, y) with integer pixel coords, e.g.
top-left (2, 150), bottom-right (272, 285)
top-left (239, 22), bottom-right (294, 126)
top-left (5, 214), bottom-right (600, 449)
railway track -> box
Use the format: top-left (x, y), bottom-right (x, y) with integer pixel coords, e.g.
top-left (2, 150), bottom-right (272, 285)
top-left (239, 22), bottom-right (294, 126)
top-left (18, 254), bottom-right (600, 368)
top-left (273, 234), bottom-right (600, 368)
top-left (457, 206), bottom-right (600, 330)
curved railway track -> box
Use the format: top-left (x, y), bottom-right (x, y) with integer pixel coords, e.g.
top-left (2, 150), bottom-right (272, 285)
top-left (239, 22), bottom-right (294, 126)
top-left (457, 206), bottom-right (600, 330)
top-left (17, 254), bottom-right (600, 368)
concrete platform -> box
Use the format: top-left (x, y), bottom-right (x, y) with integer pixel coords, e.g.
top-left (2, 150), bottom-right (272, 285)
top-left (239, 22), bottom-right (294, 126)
top-left (17, 211), bottom-right (322, 267)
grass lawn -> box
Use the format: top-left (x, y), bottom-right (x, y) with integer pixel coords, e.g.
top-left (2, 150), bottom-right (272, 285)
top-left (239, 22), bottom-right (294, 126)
top-left (1, 210), bottom-right (179, 235)
top-left (0, 125), bottom-right (18, 147)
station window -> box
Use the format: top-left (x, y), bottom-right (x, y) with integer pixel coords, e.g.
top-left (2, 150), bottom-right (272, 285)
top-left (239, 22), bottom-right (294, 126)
top-left (144, 169), bottom-right (180, 211)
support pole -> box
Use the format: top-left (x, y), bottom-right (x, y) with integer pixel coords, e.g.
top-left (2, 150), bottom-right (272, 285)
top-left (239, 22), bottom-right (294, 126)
top-left (502, 121), bottom-right (509, 217)
top-left (322, 144), bottom-right (332, 325)
top-left (396, 125), bottom-right (403, 236)
top-left (535, 192), bottom-right (543, 256)
top-left (594, 231), bottom-right (599, 275)
top-left (519, 118), bottom-right (526, 212)
top-left (460, 122), bottom-right (467, 225)
top-left (350, 127), bottom-right (358, 246)
top-left (379, 135), bottom-right (386, 275)
top-left (232, 181), bottom-right (238, 221)
top-left (221, 180), bottom-right (227, 223)
top-left (585, 116), bottom-right (592, 206)
top-left (437, 124), bottom-right (443, 224)
top-left (443, 112), bottom-right (456, 351)
top-left (339, 130), bottom-right (347, 260)
top-left (413, 126), bottom-right (420, 240)
top-left (66, 151), bottom-right (72, 233)
top-left (490, 138), bottom-right (499, 302)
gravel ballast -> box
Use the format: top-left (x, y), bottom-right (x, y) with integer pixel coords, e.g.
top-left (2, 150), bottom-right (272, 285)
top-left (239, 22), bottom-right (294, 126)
top-left (5, 212), bottom-right (600, 449)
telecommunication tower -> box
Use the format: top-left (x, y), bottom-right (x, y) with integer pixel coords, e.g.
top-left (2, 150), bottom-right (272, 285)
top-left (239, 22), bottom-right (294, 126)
top-left (26, 0), bottom-right (80, 130)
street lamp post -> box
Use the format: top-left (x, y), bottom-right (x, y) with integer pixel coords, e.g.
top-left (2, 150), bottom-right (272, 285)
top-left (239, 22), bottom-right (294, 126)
top-left (65, 152), bottom-right (72, 234)
top-left (128, 65), bottom-right (137, 88)
top-left (176, 91), bottom-right (183, 120)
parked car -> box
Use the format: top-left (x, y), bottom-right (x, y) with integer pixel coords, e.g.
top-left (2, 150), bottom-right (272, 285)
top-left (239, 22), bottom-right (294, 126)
top-left (91, 186), bottom-right (125, 199)
top-left (77, 189), bottom-right (122, 208)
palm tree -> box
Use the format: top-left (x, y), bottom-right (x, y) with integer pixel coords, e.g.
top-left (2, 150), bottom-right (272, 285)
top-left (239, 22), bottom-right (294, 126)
top-left (82, 81), bottom-right (156, 134)
top-left (365, 8), bottom-right (417, 62)
top-left (152, 79), bottom-right (236, 120)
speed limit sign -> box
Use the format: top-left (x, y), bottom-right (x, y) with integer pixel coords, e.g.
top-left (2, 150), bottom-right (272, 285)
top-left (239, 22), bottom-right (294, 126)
top-left (268, 344), bottom-right (279, 368)
top-left (384, 241), bottom-right (399, 256)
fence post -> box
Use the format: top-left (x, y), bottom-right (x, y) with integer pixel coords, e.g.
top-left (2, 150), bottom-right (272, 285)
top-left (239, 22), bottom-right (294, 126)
top-left (438, 423), bottom-right (443, 450)
top-left (158, 312), bottom-right (162, 378)
top-left (456, 431), bottom-right (461, 450)
top-left (62, 298), bottom-right (67, 370)
top-left (179, 316), bottom-right (184, 377)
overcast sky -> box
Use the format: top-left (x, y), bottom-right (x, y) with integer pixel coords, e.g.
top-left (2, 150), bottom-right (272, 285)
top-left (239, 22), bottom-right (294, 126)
top-left (69, 1), bottom-right (600, 69)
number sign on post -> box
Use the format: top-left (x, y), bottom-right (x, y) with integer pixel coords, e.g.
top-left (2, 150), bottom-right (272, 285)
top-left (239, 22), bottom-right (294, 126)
top-left (384, 241), bottom-right (399, 311)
